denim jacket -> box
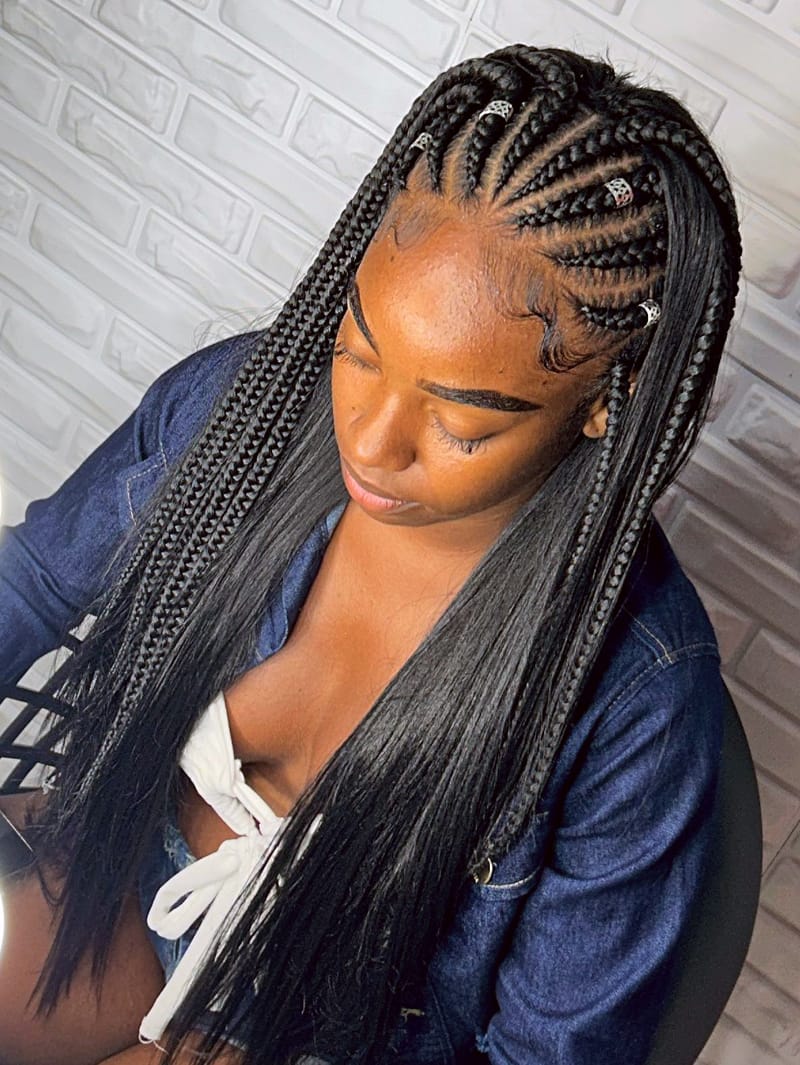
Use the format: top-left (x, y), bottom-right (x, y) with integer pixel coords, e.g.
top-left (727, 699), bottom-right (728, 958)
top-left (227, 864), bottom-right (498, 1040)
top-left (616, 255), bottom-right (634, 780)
top-left (0, 332), bottom-right (725, 1064)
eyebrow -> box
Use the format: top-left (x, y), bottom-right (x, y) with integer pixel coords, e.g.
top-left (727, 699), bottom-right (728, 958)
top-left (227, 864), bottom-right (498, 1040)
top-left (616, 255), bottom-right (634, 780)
top-left (345, 278), bottom-right (541, 413)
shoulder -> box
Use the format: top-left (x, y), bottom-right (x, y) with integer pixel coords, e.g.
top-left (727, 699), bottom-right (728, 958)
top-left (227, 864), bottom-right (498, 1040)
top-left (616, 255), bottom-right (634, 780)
top-left (539, 518), bottom-right (725, 819)
top-left (118, 330), bottom-right (263, 531)
top-left (582, 516), bottom-right (721, 715)
top-left (141, 330), bottom-right (264, 465)
top-left (621, 517), bottom-right (720, 662)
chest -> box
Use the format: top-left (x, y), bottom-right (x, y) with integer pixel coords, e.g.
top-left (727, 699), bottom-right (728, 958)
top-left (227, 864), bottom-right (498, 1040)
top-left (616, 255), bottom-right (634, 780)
top-left (178, 543), bottom-right (456, 852)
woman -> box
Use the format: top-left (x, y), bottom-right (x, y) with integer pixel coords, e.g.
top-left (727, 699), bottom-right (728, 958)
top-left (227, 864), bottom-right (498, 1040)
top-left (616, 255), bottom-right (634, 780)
top-left (0, 44), bottom-right (741, 1065)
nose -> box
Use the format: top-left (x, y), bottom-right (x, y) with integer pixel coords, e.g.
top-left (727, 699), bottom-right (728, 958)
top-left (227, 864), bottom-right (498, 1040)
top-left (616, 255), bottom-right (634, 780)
top-left (347, 390), bottom-right (416, 473)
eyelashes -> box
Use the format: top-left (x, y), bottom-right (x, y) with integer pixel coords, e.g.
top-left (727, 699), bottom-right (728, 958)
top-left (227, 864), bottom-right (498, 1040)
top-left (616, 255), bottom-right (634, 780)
top-left (333, 343), bottom-right (374, 371)
top-left (432, 417), bottom-right (489, 456)
top-left (333, 343), bottom-right (491, 457)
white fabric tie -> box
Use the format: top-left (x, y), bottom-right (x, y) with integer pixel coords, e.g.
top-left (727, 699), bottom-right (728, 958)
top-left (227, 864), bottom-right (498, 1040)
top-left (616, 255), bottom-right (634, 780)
top-left (139, 829), bottom-right (274, 1043)
top-left (138, 691), bottom-right (287, 1044)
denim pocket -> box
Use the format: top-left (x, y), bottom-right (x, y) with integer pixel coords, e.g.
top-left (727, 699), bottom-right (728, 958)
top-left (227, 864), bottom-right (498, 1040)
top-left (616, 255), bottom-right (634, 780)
top-left (469, 810), bottom-right (551, 901)
top-left (116, 451), bottom-right (168, 533)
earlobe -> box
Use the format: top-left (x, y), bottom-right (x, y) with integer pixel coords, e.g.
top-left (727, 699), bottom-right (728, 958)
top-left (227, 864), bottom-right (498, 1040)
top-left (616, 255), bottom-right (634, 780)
top-left (581, 370), bottom-right (638, 439)
top-left (582, 403), bottom-right (608, 439)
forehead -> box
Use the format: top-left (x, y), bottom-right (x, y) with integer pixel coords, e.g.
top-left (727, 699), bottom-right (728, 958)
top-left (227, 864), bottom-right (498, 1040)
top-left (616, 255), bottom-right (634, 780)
top-left (353, 194), bottom-right (608, 396)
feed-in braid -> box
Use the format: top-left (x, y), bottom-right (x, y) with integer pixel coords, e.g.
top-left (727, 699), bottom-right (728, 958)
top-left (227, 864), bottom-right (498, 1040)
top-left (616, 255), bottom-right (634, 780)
top-left (492, 50), bottom-right (581, 191)
top-left (580, 279), bottom-right (665, 332)
top-left (460, 63), bottom-right (542, 194)
top-left (564, 361), bottom-right (631, 578)
top-left (520, 114), bottom-right (740, 242)
top-left (412, 83), bottom-right (488, 191)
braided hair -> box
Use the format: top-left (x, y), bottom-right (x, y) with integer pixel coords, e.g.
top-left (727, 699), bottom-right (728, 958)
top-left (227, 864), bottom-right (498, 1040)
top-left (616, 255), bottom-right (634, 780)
top-left (30, 45), bottom-right (740, 1064)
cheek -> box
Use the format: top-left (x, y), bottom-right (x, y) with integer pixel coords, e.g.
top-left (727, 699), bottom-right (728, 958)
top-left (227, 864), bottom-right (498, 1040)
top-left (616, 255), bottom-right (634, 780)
top-left (486, 420), bottom-right (581, 495)
top-left (330, 363), bottom-right (354, 432)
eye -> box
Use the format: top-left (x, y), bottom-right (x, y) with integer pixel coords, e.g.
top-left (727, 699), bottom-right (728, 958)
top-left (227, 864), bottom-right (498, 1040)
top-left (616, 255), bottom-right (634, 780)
top-left (432, 416), bottom-right (490, 456)
top-left (333, 343), bottom-right (381, 375)
top-left (333, 342), bottom-right (372, 370)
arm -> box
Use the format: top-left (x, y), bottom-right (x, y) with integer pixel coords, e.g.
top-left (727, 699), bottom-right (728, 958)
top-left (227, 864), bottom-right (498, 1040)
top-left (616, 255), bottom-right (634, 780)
top-left (0, 407), bottom-right (151, 686)
top-left (0, 333), bottom-right (256, 687)
top-left (99, 1034), bottom-right (244, 1064)
top-left (481, 651), bottom-right (725, 1065)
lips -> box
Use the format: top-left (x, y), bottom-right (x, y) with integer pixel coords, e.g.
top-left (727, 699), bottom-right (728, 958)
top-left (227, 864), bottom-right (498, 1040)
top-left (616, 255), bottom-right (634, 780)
top-left (340, 459), bottom-right (413, 512)
top-left (346, 463), bottom-right (402, 501)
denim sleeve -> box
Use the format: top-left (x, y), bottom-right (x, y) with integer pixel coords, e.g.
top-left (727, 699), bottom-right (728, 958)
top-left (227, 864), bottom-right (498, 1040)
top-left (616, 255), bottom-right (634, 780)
top-left (0, 332), bottom-right (257, 687)
top-left (482, 650), bottom-right (725, 1065)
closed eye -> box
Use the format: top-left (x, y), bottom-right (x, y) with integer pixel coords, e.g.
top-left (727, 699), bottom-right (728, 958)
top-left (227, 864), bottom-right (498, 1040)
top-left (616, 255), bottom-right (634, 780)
top-left (333, 343), bottom-right (376, 372)
top-left (432, 416), bottom-right (491, 456)
top-left (335, 342), bottom-right (493, 456)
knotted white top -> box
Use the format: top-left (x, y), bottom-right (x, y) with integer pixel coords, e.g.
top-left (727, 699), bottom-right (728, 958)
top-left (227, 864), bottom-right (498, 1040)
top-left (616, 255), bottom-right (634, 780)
top-left (138, 690), bottom-right (285, 1044)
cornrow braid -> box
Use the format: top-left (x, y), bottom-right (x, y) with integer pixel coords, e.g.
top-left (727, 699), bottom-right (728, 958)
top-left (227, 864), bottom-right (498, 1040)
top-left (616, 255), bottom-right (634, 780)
top-left (414, 83), bottom-right (488, 192)
top-left (412, 55), bottom-right (554, 194)
top-left (493, 50), bottom-right (582, 191)
top-left (515, 113), bottom-right (739, 243)
top-left (580, 279), bottom-right (665, 332)
top-left (461, 54), bottom-right (575, 195)
top-left (513, 162), bottom-right (662, 230)
top-left (553, 226), bottom-right (667, 271)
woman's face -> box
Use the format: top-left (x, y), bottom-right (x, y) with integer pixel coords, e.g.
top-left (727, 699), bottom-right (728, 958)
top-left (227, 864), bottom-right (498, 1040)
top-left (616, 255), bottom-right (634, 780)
top-left (331, 194), bottom-right (616, 538)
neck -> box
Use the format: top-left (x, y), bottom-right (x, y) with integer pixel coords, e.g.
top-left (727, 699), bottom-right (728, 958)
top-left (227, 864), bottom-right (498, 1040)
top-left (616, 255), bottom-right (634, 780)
top-left (337, 502), bottom-right (511, 594)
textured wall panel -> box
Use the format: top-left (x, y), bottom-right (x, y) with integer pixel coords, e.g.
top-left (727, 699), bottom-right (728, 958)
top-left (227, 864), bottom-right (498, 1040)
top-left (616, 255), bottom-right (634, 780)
top-left (1, 3), bottom-right (799, 1057)
top-left (2, 0), bottom-right (177, 131)
top-left (58, 88), bottom-right (252, 252)
top-left (632, 0), bottom-right (800, 127)
top-left (30, 202), bottom-right (212, 349)
top-left (0, 34), bottom-right (60, 123)
top-left (96, 0), bottom-right (298, 135)
top-left (218, 0), bottom-right (424, 129)
top-left (176, 95), bottom-right (342, 239)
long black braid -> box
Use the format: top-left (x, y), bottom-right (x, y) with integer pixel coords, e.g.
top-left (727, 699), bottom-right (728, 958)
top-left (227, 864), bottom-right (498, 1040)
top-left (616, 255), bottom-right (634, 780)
top-left (30, 45), bottom-right (740, 1064)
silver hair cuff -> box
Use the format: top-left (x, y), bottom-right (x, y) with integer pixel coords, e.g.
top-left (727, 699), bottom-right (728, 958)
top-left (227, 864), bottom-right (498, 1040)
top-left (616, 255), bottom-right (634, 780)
top-left (639, 298), bottom-right (661, 327)
top-left (410, 132), bottom-right (433, 151)
top-left (478, 99), bottom-right (514, 122)
top-left (604, 177), bottom-right (634, 208)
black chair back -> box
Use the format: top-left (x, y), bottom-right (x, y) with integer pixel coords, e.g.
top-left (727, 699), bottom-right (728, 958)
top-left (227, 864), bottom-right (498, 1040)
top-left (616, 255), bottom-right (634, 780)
top-left (645, 683), bottom-right (763, 1064)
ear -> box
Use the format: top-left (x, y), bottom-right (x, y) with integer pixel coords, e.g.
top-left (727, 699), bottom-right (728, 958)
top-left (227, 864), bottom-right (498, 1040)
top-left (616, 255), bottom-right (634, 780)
top-left (582, 368), bottom-right (638, 439)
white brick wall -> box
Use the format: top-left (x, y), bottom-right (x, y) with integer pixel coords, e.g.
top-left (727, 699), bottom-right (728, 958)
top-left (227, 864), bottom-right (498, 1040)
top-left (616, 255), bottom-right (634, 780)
top-left (1, 2), bottom-right (798, 1060)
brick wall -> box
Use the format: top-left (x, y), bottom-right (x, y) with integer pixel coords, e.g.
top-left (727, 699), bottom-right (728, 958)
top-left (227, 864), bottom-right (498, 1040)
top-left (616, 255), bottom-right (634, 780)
top-left (1, 2), bottom-right (798, 1060)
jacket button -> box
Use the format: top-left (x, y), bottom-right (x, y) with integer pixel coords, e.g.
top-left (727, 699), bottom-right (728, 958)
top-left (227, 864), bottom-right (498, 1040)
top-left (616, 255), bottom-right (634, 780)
top-left (472, 857), bottom-right (494, 885)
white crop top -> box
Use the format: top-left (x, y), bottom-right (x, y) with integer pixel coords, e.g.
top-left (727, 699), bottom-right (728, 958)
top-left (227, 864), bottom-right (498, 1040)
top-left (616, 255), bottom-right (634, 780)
top-left (139, 691), bottom-right (292, 1044)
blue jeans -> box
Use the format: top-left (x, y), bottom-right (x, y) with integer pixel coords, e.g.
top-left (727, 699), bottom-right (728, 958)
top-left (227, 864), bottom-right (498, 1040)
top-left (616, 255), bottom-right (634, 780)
top-left (137, 810), bottom-right (257, 1052)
